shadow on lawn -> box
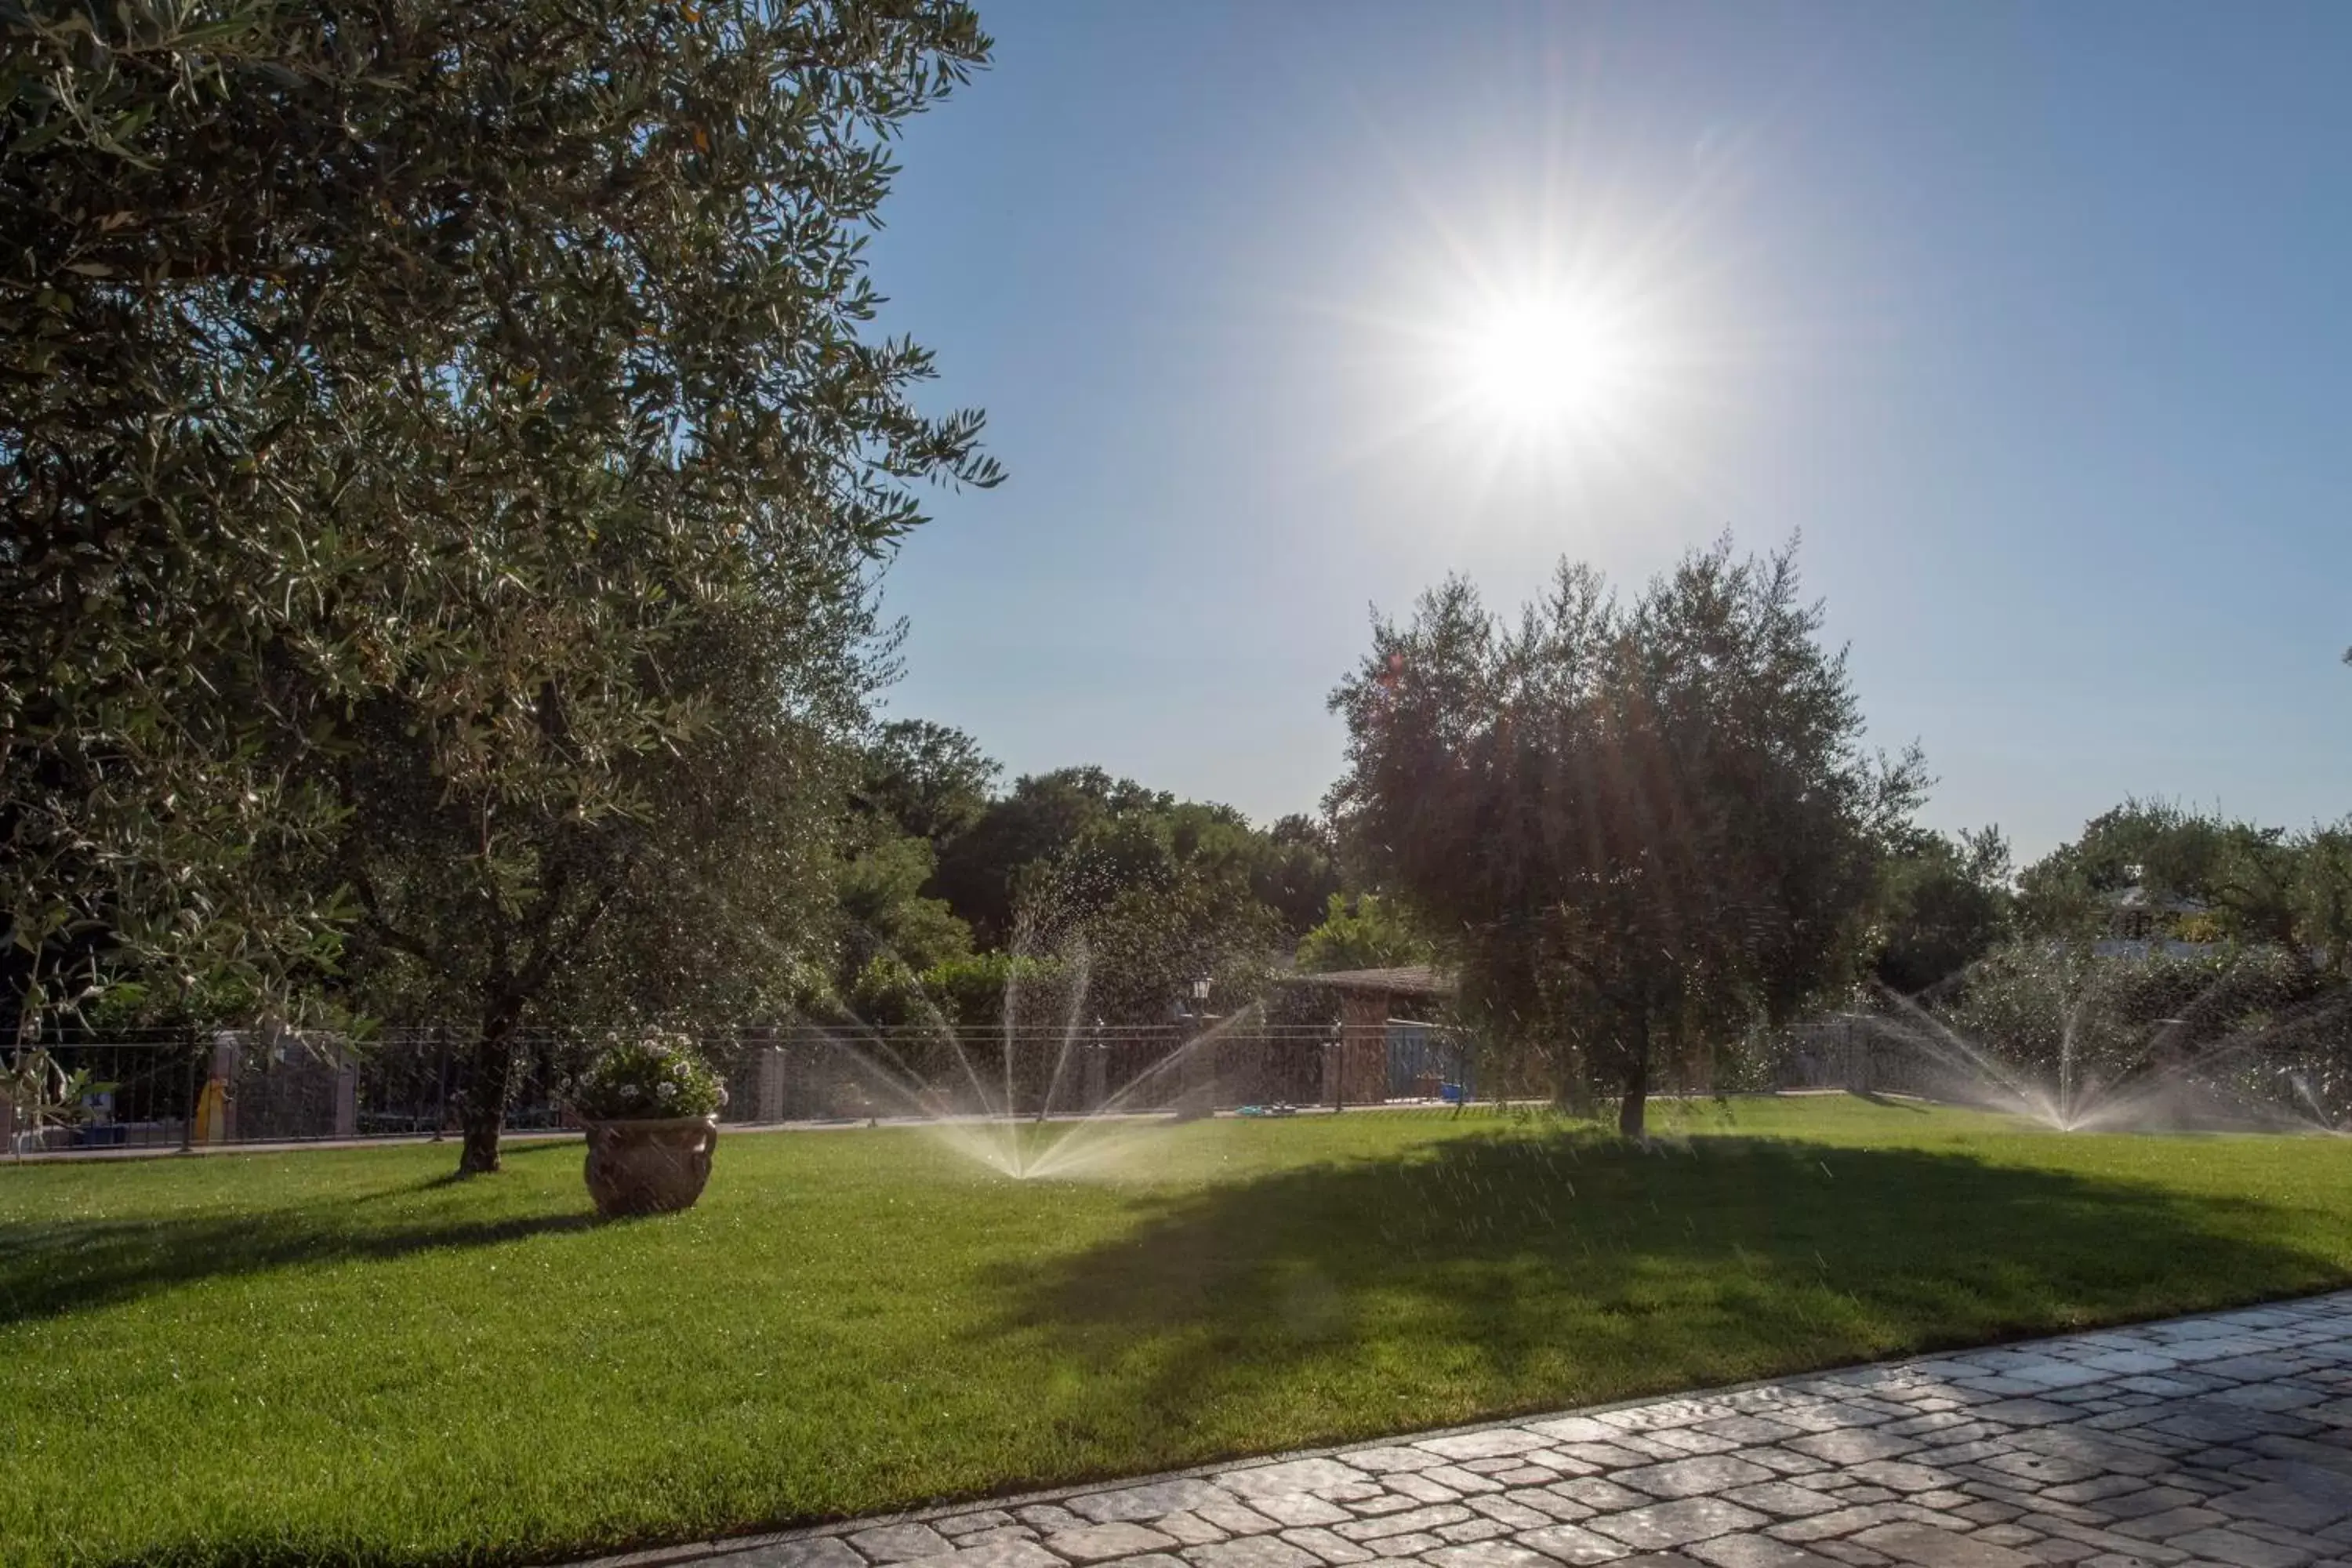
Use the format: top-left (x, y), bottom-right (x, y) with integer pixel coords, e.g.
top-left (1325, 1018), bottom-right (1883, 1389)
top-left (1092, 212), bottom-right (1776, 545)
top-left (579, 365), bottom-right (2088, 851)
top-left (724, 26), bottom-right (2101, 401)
top-left (0, 1144), bottom-right (593, 1327)
top-left (985, 1123), bottom-right (2344, 1445)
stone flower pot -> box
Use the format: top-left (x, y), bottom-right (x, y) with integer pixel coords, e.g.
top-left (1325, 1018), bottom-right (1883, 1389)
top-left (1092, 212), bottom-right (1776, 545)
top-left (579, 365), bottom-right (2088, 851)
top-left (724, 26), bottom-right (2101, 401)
top-left (581, 1114), bottom-right (719, 1218)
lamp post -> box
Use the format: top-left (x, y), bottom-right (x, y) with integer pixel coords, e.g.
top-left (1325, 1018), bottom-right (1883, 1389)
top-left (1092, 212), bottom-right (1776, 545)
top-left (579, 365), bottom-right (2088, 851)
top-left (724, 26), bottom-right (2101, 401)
top-left (1176, 976), bottom-right (1214, 1120)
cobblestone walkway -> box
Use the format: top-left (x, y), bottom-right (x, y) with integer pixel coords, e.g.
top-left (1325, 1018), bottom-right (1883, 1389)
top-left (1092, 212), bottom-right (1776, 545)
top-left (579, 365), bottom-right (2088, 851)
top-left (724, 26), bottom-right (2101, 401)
top-left (643, 1292), bottom-right (2352, 1568)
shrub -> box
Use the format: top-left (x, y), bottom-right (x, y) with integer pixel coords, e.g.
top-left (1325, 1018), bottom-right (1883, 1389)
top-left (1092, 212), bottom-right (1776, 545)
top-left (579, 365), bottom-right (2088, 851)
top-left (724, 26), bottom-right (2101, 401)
top-left (1934, 940), bottom-right (2352, 1120)
top-left (569, 1030), bottom-right (727, 1121)
top-left (851, 951), bottom-right (1071, 1031)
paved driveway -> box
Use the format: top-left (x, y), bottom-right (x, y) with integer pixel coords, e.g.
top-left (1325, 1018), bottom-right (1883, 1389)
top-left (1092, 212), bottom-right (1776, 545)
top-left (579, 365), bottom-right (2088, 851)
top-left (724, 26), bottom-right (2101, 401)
top-left (626, 1293), bottom-right (2352, 1568)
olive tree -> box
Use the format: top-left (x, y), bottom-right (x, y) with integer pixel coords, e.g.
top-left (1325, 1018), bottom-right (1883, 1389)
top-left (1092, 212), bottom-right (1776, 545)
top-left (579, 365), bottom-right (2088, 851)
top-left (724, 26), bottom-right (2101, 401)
top-left (1329, 539), bottom-right (1921, 1134)
top-left (2, 0), bottom-right (999, 1167)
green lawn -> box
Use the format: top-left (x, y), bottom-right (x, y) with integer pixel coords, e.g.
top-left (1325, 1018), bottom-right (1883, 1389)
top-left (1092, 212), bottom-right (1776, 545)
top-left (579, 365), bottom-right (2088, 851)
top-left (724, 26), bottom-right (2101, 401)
top-left (5, 1098), bottom-right (2352, 1568)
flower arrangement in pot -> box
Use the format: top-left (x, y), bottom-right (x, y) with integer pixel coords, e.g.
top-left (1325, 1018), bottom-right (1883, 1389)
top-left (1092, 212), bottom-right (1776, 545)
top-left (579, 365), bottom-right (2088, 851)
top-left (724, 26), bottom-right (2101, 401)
top-left (569, 1029), bottom-right (728, 1218)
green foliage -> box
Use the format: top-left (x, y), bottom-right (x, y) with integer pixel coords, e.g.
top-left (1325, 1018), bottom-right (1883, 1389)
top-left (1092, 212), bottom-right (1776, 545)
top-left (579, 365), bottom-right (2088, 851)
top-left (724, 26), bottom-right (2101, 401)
top-left (2017, 801), bottom-right (2352, 966)
top-left (818, 724), bottom-right (993, 1022)
top-left (1, 0), bottom-right (1000, 1168)
top-left (1, 1046), bottom-right (111, 1141)
top-left (2298, 824), bottom-right (2352, 977)
top-left (53, 970), bottom-right (263, 1044)
top-left (1294, 892), bottom-right (1433, 974)
top-left (1869, 826), bottom-right (2013, 994)
top-left (1940, 940), bottom-right (2350, 1114)
top-left (1254, 815), bottom-right (1346, 940)
top-left (1073, 871), bottom-right (1282, 1025)
top-left (850, 949), bottom-right (1069, 1031)
top-left (854, 720), bottom-right (1001, 844)
top-left (567, 1029), bottom-right (726, 1122)
top-left (923, 768), bottom-right (1313, 1022)
top-left (1330, 537), bottom-right (1922, 1131)
top-left (1893, 796), bottom-right (2352, 1121)
top-left (931, 767), bottom-right (1167, 946)
top-left (835, 834), bottom-right (972, 982)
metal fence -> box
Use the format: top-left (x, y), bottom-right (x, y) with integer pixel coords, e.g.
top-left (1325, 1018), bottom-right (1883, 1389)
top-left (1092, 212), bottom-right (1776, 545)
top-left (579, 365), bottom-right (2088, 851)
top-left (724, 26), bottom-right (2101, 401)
top-left (1769, 1015), bottom-right (1958, 1100)
top-left (2, 1020), bottom-right (1484, 1157)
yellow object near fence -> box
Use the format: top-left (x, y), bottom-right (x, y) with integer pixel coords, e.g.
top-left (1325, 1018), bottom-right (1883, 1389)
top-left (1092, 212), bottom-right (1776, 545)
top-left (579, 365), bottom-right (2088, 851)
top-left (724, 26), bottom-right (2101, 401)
top-left (194, 1079), bottom-right (230, 1144)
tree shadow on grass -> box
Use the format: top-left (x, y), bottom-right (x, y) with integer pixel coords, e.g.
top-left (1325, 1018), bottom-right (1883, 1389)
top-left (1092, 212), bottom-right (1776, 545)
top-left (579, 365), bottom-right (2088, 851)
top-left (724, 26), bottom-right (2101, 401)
top-left (0, 1145), bottom-right (597, 1327)
top-left (979, 1124), bottom-right (2347, 1458)
top-left (358, 1134), bottom-right (575, 1196)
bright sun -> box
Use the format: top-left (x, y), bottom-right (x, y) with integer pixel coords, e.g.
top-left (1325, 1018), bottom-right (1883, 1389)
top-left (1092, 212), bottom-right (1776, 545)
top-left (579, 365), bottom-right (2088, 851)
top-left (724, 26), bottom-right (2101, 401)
top-left (1340, 213), bottom-right (1715, 501)
top-left (1453, 294), bottom-right (1647, 436)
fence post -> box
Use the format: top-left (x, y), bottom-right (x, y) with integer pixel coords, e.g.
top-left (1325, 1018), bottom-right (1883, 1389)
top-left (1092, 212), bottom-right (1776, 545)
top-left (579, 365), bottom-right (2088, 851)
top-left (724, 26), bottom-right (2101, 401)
top-left (333, 1055), bottom-right (360, 1139)
top-left (180, 1032), bottom-right (197, 1152)
top-left (757, 1043), bottom-right (784, 1123)
top-left (215, 1033), bottom-right (241, 1143)
top-left (431, 1028), bottom-right (450, 1142)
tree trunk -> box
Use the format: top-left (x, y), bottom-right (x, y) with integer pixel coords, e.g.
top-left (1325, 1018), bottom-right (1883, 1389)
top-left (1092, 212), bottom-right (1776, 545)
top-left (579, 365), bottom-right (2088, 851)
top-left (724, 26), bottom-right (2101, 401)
top-left (1617, 1015), bottom-right (1650, 1138)
top-left (457, 1005), bottom-right (521, 1175)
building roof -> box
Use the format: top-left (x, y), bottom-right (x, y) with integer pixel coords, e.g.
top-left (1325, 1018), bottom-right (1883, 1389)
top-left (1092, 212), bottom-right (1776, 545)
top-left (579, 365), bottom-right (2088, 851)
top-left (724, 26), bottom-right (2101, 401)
top-left (1278, 964), bottom-right (1457, 999)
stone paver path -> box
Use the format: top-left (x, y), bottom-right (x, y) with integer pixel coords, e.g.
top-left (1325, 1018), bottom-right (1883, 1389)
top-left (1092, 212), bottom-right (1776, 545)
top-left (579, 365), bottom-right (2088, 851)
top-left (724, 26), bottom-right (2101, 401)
top-left (626, 1293), bottom-right (2352, 1568)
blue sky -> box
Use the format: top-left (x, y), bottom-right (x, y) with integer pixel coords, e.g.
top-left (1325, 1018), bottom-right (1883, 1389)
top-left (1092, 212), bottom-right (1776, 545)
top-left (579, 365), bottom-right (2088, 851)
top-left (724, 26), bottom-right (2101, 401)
top-left (862, 0), bottom-right (2351, 859)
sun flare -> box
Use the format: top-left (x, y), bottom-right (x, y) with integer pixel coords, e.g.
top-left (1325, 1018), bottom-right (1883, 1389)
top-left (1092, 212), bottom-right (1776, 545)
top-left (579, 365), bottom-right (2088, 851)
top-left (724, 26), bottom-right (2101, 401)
top-left (1330, 191), bottom-right (1728, 512)
top-left (1451, 293), bottom-right (1650, 436)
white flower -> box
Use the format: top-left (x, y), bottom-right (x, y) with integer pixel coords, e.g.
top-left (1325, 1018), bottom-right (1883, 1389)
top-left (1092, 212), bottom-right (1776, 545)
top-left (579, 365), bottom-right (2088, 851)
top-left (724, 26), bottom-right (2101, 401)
top-left (656, 1080), bottom-right (677, 1101)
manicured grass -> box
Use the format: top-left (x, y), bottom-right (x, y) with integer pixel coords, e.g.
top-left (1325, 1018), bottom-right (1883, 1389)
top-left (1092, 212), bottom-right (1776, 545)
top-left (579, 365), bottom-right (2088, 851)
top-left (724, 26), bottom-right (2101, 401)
top-left (5, 1098), bottom-right (2352, 1567)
